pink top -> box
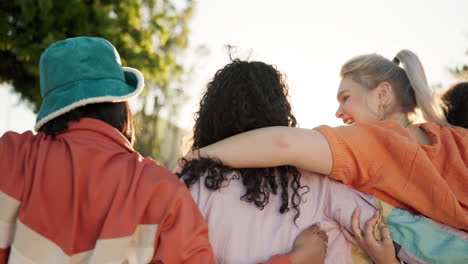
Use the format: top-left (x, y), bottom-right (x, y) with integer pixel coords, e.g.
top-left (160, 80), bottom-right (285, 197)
top-left (188, 170), bottom-right (377, 264)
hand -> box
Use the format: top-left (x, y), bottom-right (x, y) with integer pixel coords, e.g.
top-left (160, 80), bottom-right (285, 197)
top-left (172, 151), bottom-right (201, 174)
top-left (172, 159), bottom-right (185, 174)
top-left (287, 224), bottom-right (328, 264)
top-left (172, 148), bottom-right (209, 175)
top-left (340, 208), bottom-right (399, 264)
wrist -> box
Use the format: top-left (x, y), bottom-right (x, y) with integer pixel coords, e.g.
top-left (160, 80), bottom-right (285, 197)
top-left (197, 147), bottom-right (210, 159)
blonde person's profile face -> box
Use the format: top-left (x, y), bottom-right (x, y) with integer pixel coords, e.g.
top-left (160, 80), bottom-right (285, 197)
top-left (335, 76), bottom-right (380, 125)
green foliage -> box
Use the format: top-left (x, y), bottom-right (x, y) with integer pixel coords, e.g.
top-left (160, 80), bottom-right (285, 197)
top-left (450, 49), bottom-right (468, 80)
top-left (0, 0), bottom-right (194, 111)
top-left (0, 0), bottom-right (198, 166)
top-left (450, 65), bottom-right (468, 80)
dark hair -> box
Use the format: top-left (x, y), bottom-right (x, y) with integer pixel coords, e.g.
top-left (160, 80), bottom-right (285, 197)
top-left (442, 82), bottom-right (468, 128)
top-left (39, 102), bottom-right (135, 144)
top-left (178, 59), bottom-right (309, 223)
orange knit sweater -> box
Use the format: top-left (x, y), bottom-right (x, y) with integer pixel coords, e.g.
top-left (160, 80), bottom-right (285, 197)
top-left (315, 121), bottom-right (468, 230)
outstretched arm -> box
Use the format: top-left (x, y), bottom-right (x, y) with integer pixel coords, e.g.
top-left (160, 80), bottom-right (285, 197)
top-left (192, 126), bottom-right (333, 175)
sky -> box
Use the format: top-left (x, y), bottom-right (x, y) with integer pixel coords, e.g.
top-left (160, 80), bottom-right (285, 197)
top-left (1, 0), bottom-right (468, 134)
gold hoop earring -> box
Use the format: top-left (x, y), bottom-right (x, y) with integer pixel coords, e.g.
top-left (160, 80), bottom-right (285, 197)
top-left (378, 94), bottom-right (385, 120)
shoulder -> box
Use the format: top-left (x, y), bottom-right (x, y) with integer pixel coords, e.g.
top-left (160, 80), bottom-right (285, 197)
top-left (314, 121), bottom-right (413, 148)
top-left (421, 122), bottom-right (468, 143)
top-left (439, 123), bottom-right (468, 137)
top-left (184, 169), bottom-right (242, 195)
top-left (0, 131), bottom-right (41, 200)
top-left (139, 156), bottom-right (183, 186)
top-left (315, 120), bottom-right (408, 136)
top-left (1, 130), bottom-right (38, 145)
top-left (0, 130), bottom-right (43, 159)
top-left (135, 158), bottom-right (197, 216)
top-left (184, 169), bottom-right (244, 212)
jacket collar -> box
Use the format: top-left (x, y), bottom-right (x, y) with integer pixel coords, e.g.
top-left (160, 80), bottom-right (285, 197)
top-left (63, 118), bottom-right (135, 152)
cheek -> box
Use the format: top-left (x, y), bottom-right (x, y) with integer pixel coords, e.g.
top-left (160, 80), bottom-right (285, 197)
top-left (343, 99), bottom-right (372, 122)
top-left (342, 100), bottom-right (358, 117)
top-left (362, 96), bottom-right (380, 118)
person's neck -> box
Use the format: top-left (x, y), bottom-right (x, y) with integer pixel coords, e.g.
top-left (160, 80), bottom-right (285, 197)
top-left (384, 113), bottom-right (412, 128)
top-left (384, 113), bottom-right (432, 145)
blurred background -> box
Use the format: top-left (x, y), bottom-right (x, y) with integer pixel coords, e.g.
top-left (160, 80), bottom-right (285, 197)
top-left (1, 0), bottom-right (467, 169)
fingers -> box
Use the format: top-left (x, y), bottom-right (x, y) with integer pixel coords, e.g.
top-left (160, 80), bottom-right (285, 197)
top-left (173, 156), bottom-right (190, 174)
top-left (361, 211), bottom-right (381, 249)
top-left (172, 163), bottom-right (183, 174)
top-left (363, 211), bottom-right (380, 239)
top-left (351, 208), bottom-right (362, 239)
top-left (379, 222), bottom-right (393, 244)
top-left (340, 226), bottom-right (358, 245)
top-left (317, 229), bottom-right (329, 243)
top-left (309, 223), bottom-right (322, 233)
top-left (308, 224), bottom-right (328, 243)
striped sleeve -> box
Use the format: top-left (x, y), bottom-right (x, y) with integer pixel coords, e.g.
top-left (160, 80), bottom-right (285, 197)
top-left (0, 132), bottom-right (31, 200)
top-left (0, 132), bottom-right (33, 263)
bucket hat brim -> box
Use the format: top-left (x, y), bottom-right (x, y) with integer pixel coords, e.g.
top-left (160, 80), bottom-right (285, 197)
top-left (34, 67), bottom-right (144, 131)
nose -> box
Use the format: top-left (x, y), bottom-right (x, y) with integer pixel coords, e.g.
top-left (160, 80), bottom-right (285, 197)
top-left (335, 105), bottom-right (344, 119)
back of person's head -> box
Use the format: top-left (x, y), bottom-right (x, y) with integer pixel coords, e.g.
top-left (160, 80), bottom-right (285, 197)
top-left (340, 49), bottom-right (447, 125)
top-left (39, 102), bottom-right (136, 144)
top-left (35, 37), bottom-right (144, 145)
top-left (442, 82), bottom-right (468, 128)
top-left (191, 59), bottom-right (297, 149)
top-left (180, 59), bottom-right (307, 222)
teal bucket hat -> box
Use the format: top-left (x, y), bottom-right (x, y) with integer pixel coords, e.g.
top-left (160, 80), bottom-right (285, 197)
top-left (34, 37), bottom-right (144, 131)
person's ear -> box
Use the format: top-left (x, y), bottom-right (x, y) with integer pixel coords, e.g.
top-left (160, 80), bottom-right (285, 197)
top-left (377, 82), bottom-right (393, 105)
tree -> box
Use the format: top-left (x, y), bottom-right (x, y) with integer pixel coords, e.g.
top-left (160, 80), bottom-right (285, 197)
top-left (134, 44), bottom-right (210, 169)
top-left (0, 0), bottom-right (197, 167)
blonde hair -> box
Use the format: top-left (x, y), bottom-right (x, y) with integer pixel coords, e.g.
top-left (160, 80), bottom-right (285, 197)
top-left (340, 50), bottom-right (447, 125)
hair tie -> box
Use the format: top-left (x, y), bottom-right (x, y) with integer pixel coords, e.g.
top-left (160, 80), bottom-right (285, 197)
top-left (392, 57), bottom-right (400, 65)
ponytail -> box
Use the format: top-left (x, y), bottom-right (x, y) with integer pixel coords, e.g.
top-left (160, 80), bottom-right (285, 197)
top-left (395, 50), bottom-right (448, 125)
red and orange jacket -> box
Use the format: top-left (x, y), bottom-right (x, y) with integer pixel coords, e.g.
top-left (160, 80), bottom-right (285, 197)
top-left (0, 118), bottom-right (289, 264)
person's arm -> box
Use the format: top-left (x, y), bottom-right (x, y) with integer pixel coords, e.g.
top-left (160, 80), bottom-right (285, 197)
top-left (192, 126), bottom-right (332, 175)
top-left (0, 132), bottom-right (30, 263)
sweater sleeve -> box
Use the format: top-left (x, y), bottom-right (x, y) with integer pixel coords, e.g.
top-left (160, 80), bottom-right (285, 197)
top-left (0, 131), bottom-right (33, 200)
top-left (314, 123), bottom-right (418, 188)
top-left (0, 131), bottom-right (33, 263)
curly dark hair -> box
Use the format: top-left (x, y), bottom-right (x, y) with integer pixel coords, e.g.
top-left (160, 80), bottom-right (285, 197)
top-left (178, 59), bottom-right (309, 223)
top-left (442, 82), bottom-right (468, 128)
top-left (39, 102), bottom-right (135, 144)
